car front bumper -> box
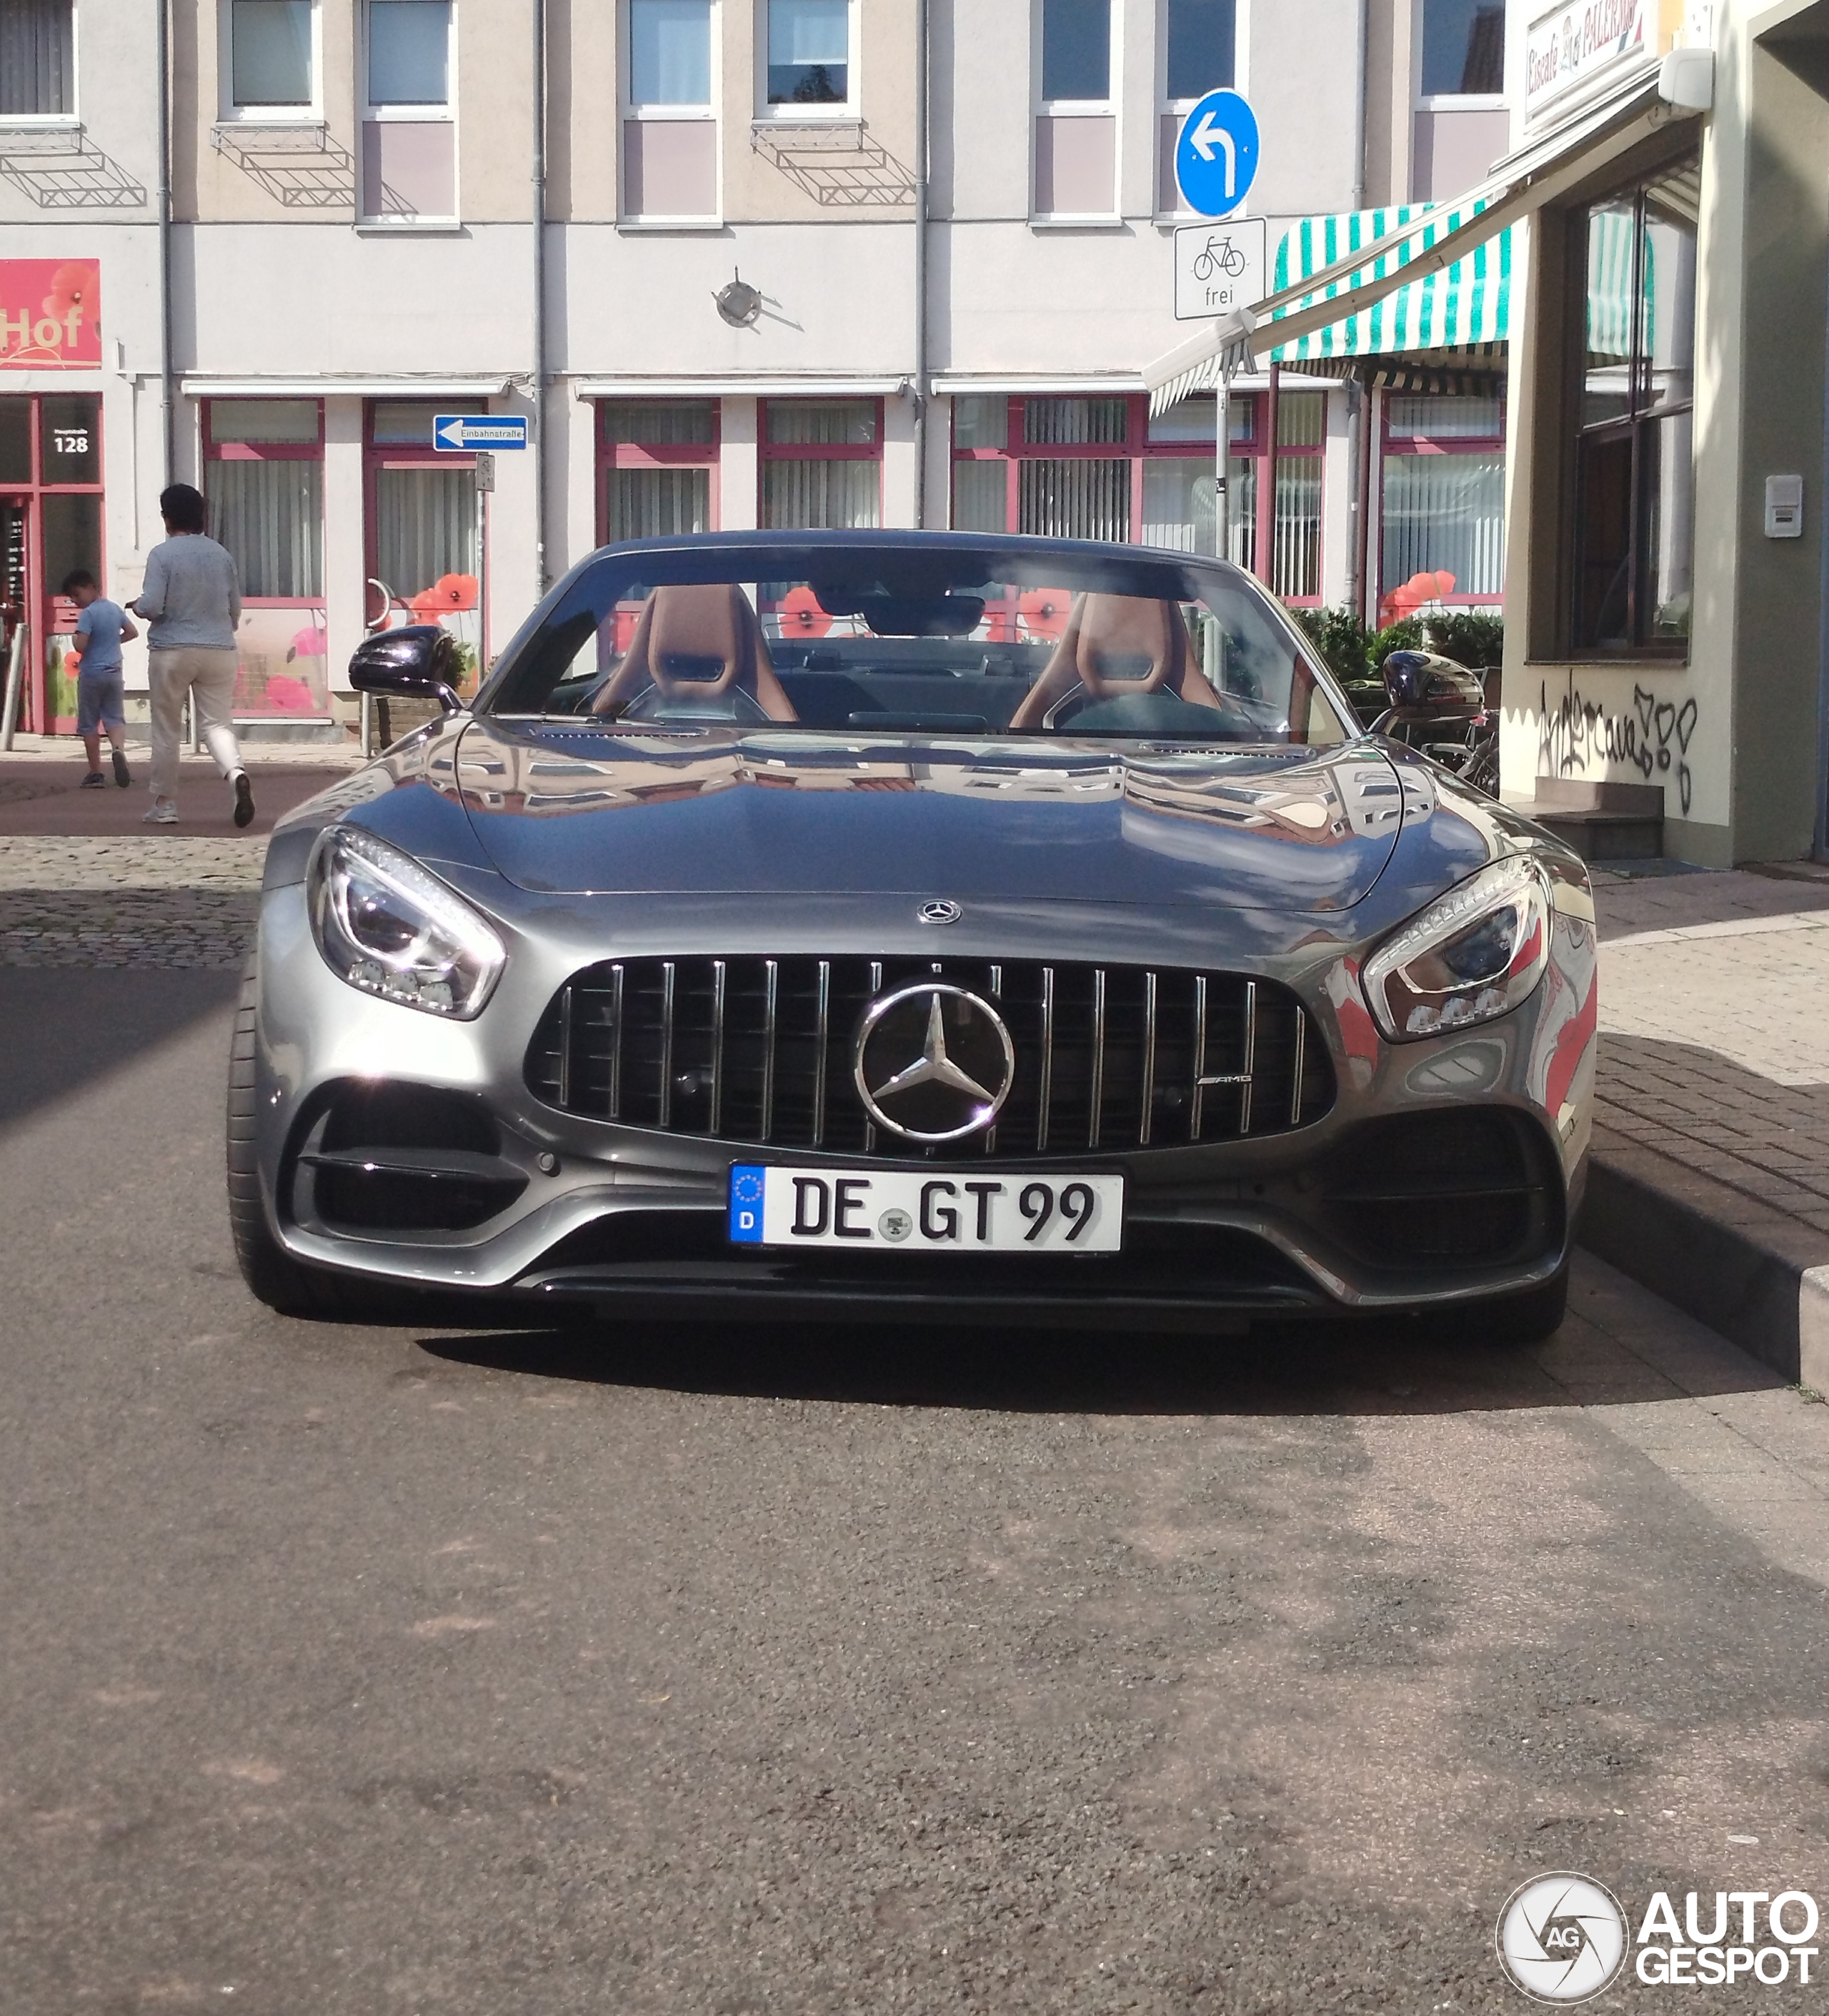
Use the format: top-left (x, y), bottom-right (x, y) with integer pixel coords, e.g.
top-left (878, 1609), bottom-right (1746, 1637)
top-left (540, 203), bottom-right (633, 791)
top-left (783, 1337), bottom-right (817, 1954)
top-left (249, 873), bottom-right (1597, 1328)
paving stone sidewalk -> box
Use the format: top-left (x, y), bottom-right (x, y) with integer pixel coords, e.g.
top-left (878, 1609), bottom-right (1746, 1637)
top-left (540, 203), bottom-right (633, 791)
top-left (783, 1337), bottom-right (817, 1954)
top-left (1588, 863), bottom-right (1829, 1378)
top-left (0, 837), bottom-right (263, 968)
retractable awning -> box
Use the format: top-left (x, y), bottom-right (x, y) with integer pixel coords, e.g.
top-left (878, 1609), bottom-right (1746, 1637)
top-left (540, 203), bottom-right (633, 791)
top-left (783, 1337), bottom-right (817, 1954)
top-left (1267, 206), bottom-right (1512, 364)
top-left (1145, 55), bottom-right (1706, 414)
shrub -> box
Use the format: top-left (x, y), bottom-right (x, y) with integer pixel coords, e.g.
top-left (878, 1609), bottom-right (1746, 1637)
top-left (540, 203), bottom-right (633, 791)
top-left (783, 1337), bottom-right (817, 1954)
top-left (1290, 605), bottom-right (1373, 685)
top-left (1367, 617), bottom-right (1425, 669)
top-left (1421, 608), bottom-right (1504, 668)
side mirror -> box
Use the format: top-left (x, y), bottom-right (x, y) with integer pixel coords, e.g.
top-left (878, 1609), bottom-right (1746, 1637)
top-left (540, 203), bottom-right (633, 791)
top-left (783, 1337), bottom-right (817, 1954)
top-left (348, 625), bottom-right (464, 713)
top-left (1382, 650), bottom-right (1432, 710)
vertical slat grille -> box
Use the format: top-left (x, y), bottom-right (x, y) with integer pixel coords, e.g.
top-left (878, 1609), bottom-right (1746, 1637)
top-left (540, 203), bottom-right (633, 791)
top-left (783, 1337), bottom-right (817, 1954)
top-left (526, 957), bottom-right (1335, 1158)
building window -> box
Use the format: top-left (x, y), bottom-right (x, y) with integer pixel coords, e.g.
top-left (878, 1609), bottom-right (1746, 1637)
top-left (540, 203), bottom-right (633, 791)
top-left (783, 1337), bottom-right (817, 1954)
top-left (624, 0), bottom-right (716, 219)
top-left (765, 0), bottom-right (849, 109)
top-left (361, 0), bottom-right (457, 222)
top-left (1159, 0), bottom-right (1234, 213)
top-left (226, 1), bottom-right (316, 116)
top-left (0, 0), bottom-right (74, 118)
top-left (1143, 392), bottom-right (1255, 567)
top-left (760, 399), bottom-right (879, 528)
top-left (205, 399), bottom-right (330, 719)
top-left (952, 392), bottom-right (1262, 562)
top-left (1035, 0), bottom-right (1115, 219)
top-left (1268, 391), bottom-right (1325, 603)
top-left (1571, 159), bottom-right (1697, 654)
top-left (601, 399), bottom-right (718, 540)
top-left (1412, 0), bottom-right (1505, 200)
top-left (366, 400), bottom-right (484, 686)
top-left (1419, 0), bottom-right (1505, 95)
top-left (1380, 394), bottom-right (1505, 618)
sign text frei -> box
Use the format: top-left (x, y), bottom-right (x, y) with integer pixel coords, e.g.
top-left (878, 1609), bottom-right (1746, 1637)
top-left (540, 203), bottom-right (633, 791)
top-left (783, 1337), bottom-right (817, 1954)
top-left (0, 260), bottom-right (101, 369)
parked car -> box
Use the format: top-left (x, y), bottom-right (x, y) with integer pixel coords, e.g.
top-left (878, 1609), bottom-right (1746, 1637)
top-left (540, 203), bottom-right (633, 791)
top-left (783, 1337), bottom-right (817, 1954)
top-left (230, 532), bottom-right (1596, 1341)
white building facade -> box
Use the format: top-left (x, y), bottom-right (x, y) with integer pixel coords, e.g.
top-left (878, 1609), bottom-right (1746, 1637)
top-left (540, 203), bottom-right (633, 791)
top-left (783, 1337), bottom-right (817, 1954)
top-left (0, 0), bottom-right (1516, 741)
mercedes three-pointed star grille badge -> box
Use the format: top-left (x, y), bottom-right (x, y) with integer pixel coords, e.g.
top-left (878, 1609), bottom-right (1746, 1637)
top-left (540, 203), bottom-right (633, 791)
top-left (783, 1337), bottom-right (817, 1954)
top-left (852, 983), bottom-right (1016, 1143)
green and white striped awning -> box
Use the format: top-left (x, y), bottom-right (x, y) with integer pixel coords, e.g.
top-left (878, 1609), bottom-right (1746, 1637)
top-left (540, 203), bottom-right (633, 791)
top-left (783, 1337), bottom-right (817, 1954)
top-left (1267, 204), bottom-right (1512, 363)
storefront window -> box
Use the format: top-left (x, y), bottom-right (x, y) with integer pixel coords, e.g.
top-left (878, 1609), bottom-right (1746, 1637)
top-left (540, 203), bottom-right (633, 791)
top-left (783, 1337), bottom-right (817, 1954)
top-left (0, 389), bottom-right (103, 733)
top-left (1572, 158), bottom-right (1698, 652)
top-left (206, 399), bottom-right (327, 720)
top-left (951, 390), bottom-right (1268, 568)
top-left (1380, 393), bottom-right (1505, 616)
top-left (760, 399), bottom-right (880, 529)
top-left (602, 398), bottom-right (717, 540)
top-left (367, 399), bottom-right (484, 689)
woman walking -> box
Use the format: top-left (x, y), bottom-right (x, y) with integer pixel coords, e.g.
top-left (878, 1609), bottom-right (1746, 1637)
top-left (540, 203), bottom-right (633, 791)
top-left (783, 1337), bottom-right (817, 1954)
top-left (134, 482), bottom-right (254, 828)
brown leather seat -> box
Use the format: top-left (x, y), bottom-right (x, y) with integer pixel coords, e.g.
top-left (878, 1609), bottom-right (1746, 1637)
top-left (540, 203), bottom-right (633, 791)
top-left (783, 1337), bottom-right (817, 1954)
top-left (589, 584), bottom-right (797, 723)
top-left (1007, 592), bottom-right (1222, 730)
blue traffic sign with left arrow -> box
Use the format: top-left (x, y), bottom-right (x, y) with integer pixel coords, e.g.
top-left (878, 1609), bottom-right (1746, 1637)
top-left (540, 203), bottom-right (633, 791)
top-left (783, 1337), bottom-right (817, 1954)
top-left (1175, 89), bottom-right (1260, 219)
top-left (434, 413), bottom-right (529, 451)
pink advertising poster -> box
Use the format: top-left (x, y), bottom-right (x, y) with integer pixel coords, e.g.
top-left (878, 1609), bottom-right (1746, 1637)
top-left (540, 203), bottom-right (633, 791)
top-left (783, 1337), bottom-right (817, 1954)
top-left (0, 260), bottom-right (101, 369)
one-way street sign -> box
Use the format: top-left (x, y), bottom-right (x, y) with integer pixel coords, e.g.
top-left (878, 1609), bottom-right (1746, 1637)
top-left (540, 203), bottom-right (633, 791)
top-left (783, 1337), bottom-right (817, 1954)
top-left (433, 413), bottom-right (529, 451)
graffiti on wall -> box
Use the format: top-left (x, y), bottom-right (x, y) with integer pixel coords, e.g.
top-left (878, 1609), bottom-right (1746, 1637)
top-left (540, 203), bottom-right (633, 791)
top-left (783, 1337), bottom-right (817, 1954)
top-left (1537, 678), bottom-right (1698, 815)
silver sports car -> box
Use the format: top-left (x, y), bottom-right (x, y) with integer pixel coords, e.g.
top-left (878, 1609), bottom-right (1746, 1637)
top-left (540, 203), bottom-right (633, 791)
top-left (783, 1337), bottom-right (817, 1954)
top-left (231, 532), bottom-right (1597, 1341)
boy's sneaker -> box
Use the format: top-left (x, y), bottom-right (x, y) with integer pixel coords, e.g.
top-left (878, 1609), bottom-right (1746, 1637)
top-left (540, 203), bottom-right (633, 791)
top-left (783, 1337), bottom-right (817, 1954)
top-left (232, 771), bottom-right (256, 829)
top-left (143, 800), bottom-right (179, 825)
top-left (80, 770), bottom-right (106, 788)
top-left (111, 748), bottom-right (131, 787)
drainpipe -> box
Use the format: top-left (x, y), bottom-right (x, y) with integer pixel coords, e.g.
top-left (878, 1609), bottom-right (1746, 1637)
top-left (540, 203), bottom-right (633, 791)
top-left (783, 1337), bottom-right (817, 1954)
top-left (532, 0), bottom-right (548, 591)
top-left (1344, 0), bottom-right (1367, 620)
top-left (156, 0), bottom-right (173, 487)
top-left (912, 0), bottom-right (930, 526)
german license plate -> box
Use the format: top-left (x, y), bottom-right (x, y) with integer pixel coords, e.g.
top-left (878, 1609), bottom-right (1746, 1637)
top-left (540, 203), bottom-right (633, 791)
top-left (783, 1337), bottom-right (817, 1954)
top-left (728, 1164), bottom-right (1124, 1253)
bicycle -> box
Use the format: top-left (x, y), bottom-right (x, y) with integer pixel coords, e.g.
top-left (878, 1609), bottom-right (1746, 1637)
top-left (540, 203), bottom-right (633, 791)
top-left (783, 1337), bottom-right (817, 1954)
top-left (1190, 235), bottom-right (1247, 284)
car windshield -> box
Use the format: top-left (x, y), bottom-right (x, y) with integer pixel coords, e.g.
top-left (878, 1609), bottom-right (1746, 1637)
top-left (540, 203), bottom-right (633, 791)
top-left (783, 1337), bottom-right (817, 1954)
top-left (482, 538), bottom-right (1355, 746)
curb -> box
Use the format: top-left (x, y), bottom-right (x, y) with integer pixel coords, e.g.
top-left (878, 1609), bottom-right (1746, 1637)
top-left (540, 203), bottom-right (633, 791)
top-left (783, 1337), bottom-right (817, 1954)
top-left (1578, 1137), bottom-right (1829, 1387)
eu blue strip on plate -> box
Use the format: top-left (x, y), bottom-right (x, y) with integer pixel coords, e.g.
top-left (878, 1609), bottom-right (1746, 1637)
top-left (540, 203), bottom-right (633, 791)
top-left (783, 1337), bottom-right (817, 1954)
top-left (729, 1165), bottom-right (766, 1243)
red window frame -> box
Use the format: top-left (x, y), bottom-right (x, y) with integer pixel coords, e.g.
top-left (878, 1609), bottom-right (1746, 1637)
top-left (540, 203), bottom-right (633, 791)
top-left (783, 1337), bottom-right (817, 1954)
top-left (596, 398), bottom-right (722, 545)
top-left (0, 391), bottom-right (106, 735)
top-left (204, 397), bottom-right (329, 720)
top-left (1262, 377), bottom-right (1327, 608)
top-left (758, 397), bottom-right (884, 527)
top-left (362, 398), bottom-right (483, 632)
top-left (951, 392), bottom-right (1270, 557)
top-left (1378, 394), bottom-right (1507, 610)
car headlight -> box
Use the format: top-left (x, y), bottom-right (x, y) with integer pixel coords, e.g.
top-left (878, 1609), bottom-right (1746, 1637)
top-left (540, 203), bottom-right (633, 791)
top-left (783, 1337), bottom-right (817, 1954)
top-left (1362, 855), bottom-right (1550, 1043)
top-left (308, 825), bottom-right (506, 1019)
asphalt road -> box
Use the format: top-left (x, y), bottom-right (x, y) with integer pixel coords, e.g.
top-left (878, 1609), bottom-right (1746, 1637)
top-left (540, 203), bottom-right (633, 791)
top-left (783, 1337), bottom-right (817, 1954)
top-left (5, 969), bottom-right (1829, 2015)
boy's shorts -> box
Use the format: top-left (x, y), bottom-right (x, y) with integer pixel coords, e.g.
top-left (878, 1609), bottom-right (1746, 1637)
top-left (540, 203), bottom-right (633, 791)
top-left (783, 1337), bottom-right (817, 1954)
top-left (75, 672), bottom-right (125, 737)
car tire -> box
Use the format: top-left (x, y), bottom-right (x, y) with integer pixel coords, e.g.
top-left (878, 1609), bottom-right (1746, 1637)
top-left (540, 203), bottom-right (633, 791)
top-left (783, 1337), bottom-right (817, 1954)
top-left (1458, 1270), bottom-right (1569, 1346)
top-left (228, 955), bottom-right (324, 1315)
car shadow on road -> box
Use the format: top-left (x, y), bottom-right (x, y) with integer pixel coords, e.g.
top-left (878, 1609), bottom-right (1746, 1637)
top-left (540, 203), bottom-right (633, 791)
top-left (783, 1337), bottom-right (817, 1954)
top-left (0, 968), bottom-right (239, 1136)
top-left (415, 1291), bottom-right (1782, 1416)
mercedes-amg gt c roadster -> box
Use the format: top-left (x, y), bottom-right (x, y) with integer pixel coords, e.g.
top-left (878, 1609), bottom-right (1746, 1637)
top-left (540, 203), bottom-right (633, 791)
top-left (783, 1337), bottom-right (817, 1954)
top-left (231, 531), bottom-right (1596, 1341)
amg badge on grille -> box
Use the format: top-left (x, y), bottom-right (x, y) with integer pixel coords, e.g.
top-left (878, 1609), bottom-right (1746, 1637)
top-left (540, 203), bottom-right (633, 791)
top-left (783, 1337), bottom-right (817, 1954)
top-left (853, 983), bottom-right (1015, 1143)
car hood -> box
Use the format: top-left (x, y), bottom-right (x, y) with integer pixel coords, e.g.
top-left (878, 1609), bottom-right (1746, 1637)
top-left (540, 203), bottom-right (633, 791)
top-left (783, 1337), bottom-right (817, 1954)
top-left (446, 719), bottom-right (1427, 913)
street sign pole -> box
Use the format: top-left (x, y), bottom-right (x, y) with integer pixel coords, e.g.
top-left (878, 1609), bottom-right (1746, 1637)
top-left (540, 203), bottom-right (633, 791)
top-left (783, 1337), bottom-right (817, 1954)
top-left (1216, 371), bottom-right (1230, 565)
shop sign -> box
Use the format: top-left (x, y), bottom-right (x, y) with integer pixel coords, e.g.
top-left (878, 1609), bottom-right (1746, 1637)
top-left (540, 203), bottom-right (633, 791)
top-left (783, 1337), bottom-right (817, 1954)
top-left (1525, 0), bottom-right (1652, 121)
top-left (0, 259), bottom-right (101, 370)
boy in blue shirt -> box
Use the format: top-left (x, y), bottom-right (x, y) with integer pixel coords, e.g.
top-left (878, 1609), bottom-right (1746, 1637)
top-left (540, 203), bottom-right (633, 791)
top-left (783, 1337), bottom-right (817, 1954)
top-left (64, 569), bottom-right (137, 788)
